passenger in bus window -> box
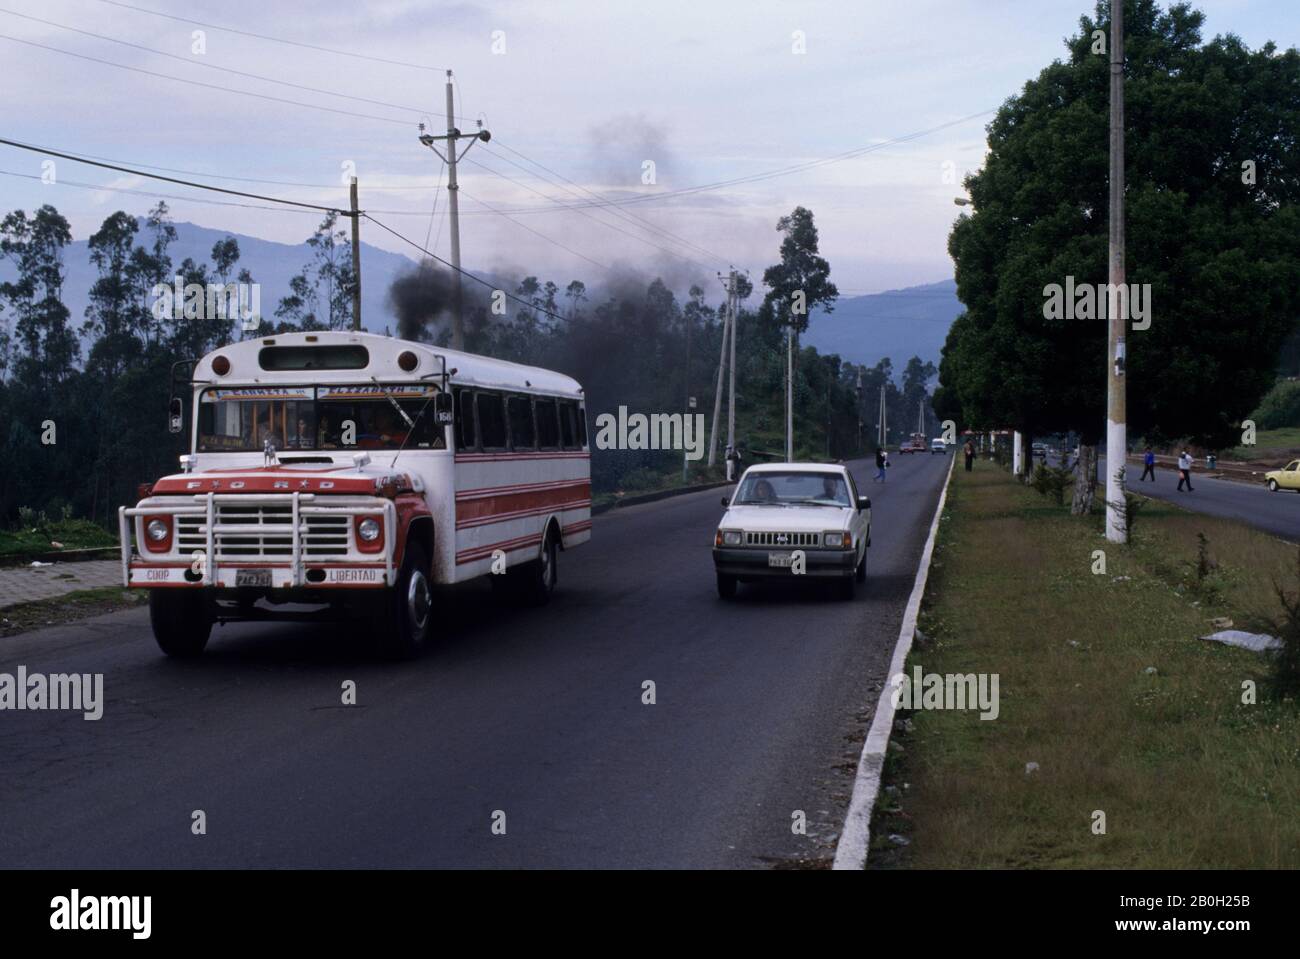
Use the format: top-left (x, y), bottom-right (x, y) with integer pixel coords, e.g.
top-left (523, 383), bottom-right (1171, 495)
top-left (255, 413), bottom-right (283, 449)
top-left (291, 416), bottom-right (313, 448)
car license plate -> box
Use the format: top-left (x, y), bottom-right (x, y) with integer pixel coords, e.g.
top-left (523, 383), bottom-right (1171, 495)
top-left (768, 552), bottom-right (795, 568)
top-left (235, 569), bottom-right (272, 587)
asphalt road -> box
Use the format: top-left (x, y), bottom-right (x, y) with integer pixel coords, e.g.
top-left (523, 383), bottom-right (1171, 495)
top-left (1098, 456), bottom-right (1300, 543)
top-left (0, 452), bottom-right (952, 868)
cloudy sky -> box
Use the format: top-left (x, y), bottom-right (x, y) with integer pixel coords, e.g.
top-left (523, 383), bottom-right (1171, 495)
top-left (2, 0), bottom-right (1295, 297)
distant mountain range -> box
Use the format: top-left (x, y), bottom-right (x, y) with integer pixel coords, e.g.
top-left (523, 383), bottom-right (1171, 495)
top-left (0, 219), bottom-right (420, 343)
top-left (3, 219), bottom-right (963, 371)
top-left (803, 278), bottom-right (962, 371)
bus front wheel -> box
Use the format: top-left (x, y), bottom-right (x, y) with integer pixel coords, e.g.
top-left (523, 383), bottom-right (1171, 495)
top-left (376, 542), bottom-right (432, 658)
top-left (150, 590), bottom-right (212, 658)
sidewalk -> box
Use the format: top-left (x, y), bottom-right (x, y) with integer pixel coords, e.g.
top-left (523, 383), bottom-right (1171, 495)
top-left (0, 560), bottom-right (123, 610)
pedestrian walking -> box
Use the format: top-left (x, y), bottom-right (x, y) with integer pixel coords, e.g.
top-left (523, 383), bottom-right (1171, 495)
top-left (1140, 447), bottom-right (1156, 482)
top-left (963, 439), bottom-right (975, 472)
top-left (1177, 449), bottom-right (1195, 491)
top-left (875, 447), bottom-right (888, 482)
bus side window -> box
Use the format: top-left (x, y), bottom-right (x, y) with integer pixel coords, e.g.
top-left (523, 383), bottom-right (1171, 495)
top-left (559, 400), bottom-right (577, 450)
top-left (455, 388), bottom-right (477, 451)
top-left (476, 391), bottom-right (508, 450)
top-left (576, 404), bottom-right (588, 448)
top-left (508, 395), bottom-right (535, 451)
top-left (535, 397), bottom-right (560, 450)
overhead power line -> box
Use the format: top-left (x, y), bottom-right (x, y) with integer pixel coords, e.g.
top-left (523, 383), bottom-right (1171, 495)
top-left (462, 152), bottom-right (716, 273)
top-left (0, 8), bottom-right (448, 119)
top-left (486, 140), bottom-right (737, 269)
top-left (0, 34), bottom-right (414, 127)
top-left (451, 110), bottom-right (996, 216)
top-left (0, 169), bottom-right (324, 214)
top-left (457, 188), bottom-right (611, 272)
top-left (93, 0), bottom-right (448, 73)
top-left (0, 137), bottom-right (350, 214)
top-left (363, 213), bottom-right (576, 325)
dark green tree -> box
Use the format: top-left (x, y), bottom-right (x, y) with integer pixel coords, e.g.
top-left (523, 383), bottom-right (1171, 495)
top-left (939, 0), bottom-right (1300, 511)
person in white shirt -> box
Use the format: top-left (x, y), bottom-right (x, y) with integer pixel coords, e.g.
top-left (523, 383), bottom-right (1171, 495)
top-left (1177, 450), bottom-right (1195, 492)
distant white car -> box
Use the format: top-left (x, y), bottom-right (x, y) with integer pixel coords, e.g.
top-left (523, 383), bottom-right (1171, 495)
top-left (930, 438), bottom-right (948, 454)
top-left (713, 463), bottom-right (871, 600)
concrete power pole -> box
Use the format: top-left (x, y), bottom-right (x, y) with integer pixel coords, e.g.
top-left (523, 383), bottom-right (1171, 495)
top-left (785, 323), bottom-right (794, 462)
top-left (417, 70), bottom-right (490, 351)
top-left (1105, 0), bottom-right (1128, 543)
top-left (707, 273), bottom-right (733, 468)
top-left (349, 177), bottom-right (362, 331)
top-left (726, 270), bottom-right (738, 480)
top-left (877, 383), bottom-right (887, 447)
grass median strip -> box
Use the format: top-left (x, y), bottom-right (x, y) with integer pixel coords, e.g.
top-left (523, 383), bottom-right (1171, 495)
top-left (870, 460), bottom-right (1300, 868)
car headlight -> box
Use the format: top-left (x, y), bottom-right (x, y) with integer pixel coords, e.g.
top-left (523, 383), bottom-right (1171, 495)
top-left (357, 518), bottom-right (381, 542)
top-left (716, 529), bottom-right (742, 547)
top-left (822, 531), bottom-right (849, 549)
top-left (146, 518), bottom-right (170, 542)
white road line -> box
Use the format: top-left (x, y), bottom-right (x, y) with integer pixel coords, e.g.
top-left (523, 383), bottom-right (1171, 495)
top-left (832, 453), bottom-right (956, 870)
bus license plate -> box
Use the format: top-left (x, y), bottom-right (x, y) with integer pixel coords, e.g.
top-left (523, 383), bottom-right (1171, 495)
top-left (236, 569), bottom-right (272, 587)
top-left (768, 552), bottom-right (795, 568)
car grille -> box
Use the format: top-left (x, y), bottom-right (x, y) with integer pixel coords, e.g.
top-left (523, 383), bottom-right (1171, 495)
top-left (176, 504), bottom-right (351, 559)
top-left (744, 531), bottom-right (821, 548)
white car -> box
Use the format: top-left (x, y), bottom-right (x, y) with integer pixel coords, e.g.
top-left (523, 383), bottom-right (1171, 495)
top-left (930, 438), bottom-right (948, 454)
top-left (713, 463), bottom-right (871, 600)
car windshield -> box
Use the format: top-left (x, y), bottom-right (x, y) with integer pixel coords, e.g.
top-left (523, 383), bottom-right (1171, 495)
top-left (197, 385), bottom-right (445, 452)
top-left (734, 471), bottom-right (850, 506)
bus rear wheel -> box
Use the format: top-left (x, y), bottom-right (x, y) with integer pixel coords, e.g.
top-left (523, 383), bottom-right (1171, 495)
top-left (150, 590), bottom-right (213, 658)
top-left (511, 529), bottom-right (557, 606)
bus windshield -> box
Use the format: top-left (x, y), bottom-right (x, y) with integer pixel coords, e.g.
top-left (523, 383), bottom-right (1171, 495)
top-left (197, 385), bottom-right (445, 452)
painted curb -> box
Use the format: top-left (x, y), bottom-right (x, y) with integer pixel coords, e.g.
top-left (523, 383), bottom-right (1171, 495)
top-left (831, 452), bottom-right (956, 870)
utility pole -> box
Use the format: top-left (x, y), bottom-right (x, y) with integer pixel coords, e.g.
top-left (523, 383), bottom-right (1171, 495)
top-left (707, 272), bottom-right (733, 468)
top-left (417, 70), bottom-right (490, 351)
top-left (877, 383), bottom-right (888, 447)
top-left (1105, 0), bottom-right (1128, 543)
top-left (349, 177), bottom-right (362, 331)
top-left (785, 323), bottom-right (794, 462)
top-left (683, 307), bottom-right (692, 484)
top-left (726, 270), bottom-right (739, 481)
top-left (855, 369), bottom-right (863, 454)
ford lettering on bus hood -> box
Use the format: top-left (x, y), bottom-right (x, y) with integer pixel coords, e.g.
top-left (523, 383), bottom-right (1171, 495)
top-left (150, 466), bottom-right (419, 495)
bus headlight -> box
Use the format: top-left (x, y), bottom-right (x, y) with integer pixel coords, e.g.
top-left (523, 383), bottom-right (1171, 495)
top-left (146, 518), bottom-right (170, 541)
top-left (357, 518), bottom-right (381, 542)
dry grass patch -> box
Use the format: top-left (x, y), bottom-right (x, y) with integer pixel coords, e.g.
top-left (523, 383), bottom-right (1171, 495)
top-left (870, 462), bottom-right (1300, 869)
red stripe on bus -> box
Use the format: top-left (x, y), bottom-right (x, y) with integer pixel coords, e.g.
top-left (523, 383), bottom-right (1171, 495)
top-left (455, 483), bottom-right (591, 526)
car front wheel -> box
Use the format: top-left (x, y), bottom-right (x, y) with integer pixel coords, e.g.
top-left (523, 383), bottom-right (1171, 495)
top-left (1268, 479), bottom-right (1279, 492)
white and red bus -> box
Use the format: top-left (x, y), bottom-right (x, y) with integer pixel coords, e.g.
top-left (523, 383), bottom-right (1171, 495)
top-left (120, 331), bottom-right (591, 657)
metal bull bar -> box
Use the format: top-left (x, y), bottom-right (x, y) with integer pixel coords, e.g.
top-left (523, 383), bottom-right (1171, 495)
top-left (119, 492), bottom-right (395, 588)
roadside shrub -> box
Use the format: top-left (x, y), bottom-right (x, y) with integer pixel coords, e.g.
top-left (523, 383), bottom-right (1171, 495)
top-left (1270, 550), bottom-right (1300, 701)
top-left (1030, 462), bottom-right (1074, 506)
top-left (1252, 379), bottom-right (1300, 431)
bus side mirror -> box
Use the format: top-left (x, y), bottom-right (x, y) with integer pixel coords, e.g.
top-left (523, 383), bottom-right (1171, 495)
top-left (168, 397), bottom-right (183, 434)
top-left (434, 392), bottom-right (454, 425)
